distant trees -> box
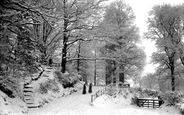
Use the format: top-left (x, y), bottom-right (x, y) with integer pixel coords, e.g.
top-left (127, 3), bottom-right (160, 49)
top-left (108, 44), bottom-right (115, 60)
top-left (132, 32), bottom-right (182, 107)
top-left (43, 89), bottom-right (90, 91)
top-left (141, 73), bottom-right (158, 90)
top-left (147, 4), bottom-right (184, 91)
top-left (70, 40), bottom-right (90, 83)
top-left (98, 1), bottom-right (146, 84)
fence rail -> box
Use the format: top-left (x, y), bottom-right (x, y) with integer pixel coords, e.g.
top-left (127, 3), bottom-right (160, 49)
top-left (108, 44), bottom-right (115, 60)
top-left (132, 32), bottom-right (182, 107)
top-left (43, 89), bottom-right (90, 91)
top-left (137, 98), bottom-right (163, 108)
top-left (91, 86), bottom-right (107, 104)
top-left (90, 83), bottom-right (130, 104)
top-left (118, 83), bottom-right (130, 88)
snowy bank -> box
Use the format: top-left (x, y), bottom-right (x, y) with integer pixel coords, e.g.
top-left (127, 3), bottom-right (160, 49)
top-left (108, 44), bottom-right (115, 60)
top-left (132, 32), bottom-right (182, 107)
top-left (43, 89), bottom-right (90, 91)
top-left (0, 91), bottom-right (28, 115)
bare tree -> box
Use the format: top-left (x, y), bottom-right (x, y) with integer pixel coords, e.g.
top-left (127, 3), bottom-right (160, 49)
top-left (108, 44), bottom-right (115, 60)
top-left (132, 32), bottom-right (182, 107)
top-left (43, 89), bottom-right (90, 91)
top-left (52, 0), bottom-right (106, 73)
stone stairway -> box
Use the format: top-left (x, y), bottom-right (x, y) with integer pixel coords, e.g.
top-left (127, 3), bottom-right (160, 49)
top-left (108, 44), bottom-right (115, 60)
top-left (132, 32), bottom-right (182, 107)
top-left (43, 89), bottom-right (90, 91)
top-left (23, 65), bottom-right (59, 108)
top-left (23, 85), bottom-right (39, 108)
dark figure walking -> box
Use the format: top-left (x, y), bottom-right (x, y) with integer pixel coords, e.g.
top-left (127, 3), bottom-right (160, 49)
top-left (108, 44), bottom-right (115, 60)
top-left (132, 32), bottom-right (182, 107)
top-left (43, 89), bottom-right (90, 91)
top-left (88, 83), bottom-right (92, 93)
top-left (48, 58), bottom-right (53, 67)
top-left (82, 84), bottom-right (86, 94)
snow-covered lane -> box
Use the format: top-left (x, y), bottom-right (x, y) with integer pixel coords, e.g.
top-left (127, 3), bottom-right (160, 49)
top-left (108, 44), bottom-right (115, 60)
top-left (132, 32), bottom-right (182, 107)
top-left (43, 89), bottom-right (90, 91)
top-left (27, 86), bottom-right (105, 115)
top-left (26, 86), bottom-right (181, 115)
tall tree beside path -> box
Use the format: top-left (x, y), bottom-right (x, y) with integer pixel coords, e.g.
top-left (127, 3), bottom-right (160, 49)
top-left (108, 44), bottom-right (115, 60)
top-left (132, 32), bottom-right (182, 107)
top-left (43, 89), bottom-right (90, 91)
top-left (52, 0), bottom-right (106, 73)
top-left (146, 4), bottom-right (184, 91)
top-left (98, 0), bottom-right (146, 84)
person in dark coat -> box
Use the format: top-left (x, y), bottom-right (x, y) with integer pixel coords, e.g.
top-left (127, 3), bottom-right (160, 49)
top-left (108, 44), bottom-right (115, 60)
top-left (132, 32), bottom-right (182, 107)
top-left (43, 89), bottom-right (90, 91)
top-left (82, 84), bottom-right (87, 94)
top-left (88, 83), bottom-right (92, 93)
top-left (48, 58), bottom-right (53, 67)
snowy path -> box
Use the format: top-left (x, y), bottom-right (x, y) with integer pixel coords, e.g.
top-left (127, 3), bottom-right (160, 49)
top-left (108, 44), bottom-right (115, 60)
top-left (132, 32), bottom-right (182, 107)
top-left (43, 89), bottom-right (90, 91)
top-left (26, 86), bottom-right (181, 115)
top-left (27, 86), bottom-right (104, 115)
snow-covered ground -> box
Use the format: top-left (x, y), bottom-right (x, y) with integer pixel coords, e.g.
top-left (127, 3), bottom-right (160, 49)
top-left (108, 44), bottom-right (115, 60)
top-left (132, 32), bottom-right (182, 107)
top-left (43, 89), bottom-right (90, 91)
top-left (0, 91), bottom-right (28, 115)
top-left (25, 86), bottom-right (181, 115)
top-left (0, 65), bottom-right (182, 115)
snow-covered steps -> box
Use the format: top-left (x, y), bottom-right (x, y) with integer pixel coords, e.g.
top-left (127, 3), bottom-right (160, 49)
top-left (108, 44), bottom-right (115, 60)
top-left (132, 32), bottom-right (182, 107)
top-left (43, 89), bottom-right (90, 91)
top-left (24, 86), bottom-right (33, 89)
top-left (45, 70), bottom-right (52, 72)
top-left (23, 90), bottom-right (34, 93)
top-left (27, 105), bottom-right (40, 108)
top-left (23, 85), bottom-right (39, 109)
top-left (46, 67), bottom-right (53, 69)
top-left (42, 74), bottom-right (49, 77)
top-left (22, 65), bottom-right (59, 108)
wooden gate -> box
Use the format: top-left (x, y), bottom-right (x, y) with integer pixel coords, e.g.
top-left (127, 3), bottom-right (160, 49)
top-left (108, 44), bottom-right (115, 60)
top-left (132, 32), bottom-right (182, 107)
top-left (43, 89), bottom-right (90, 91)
top-left (137, 98), bottom-right (163, 108)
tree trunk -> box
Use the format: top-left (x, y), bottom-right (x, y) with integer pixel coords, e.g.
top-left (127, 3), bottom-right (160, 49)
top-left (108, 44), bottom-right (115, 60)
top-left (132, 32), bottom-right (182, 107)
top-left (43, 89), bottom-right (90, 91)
top-left (116, 65), bottom-right (119, 83)
top-left (61, 0), bottom-right (68, 73)
top-left (61, 44), bottom-right (67, 73)
top-left (77, 40), bottom-right (81, 74)
top-left (171, 66), bottom-right (175, 91)
top-left (94, 48), bottom-right (97, 86)
top-left (61, 25), bottom-right (68, 73)
top-left (119, 65), bottom-right (124, 83)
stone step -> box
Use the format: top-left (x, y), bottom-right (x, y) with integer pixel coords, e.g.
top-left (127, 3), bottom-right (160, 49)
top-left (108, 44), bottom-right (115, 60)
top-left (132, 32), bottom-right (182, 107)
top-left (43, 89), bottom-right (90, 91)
top-left (24, 86), bottom-right (33, 89)
top-left (23, 92), bottom-right (33, 95)
top-left (23, 94), bottom-right (32, 97)
top-left (27, 106), bottom-right (39, 108)
top-left (24, 97), bottom-right (32, 101)
top-left (26, 102), bottom-right (34, 105)
top-left (23, 90), bottom-right (33, 93)
top-left (24, 97), bottom-right (32, 100)
top-left (25, 100), bottom-right (34, 104)
top-left (42, 74), bottom-right (49, 77)
top-left (23, 88), bottom-right (33, 90)
top-left (45, 70), bottom-right (51, 72)
top-left (46, 67), bottom-right (53, 69)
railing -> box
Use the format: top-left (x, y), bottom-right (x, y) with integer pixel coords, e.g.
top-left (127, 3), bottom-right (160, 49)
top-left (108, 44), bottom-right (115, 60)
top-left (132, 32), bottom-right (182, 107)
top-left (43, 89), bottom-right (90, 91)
top-left (118, 83), bottom-right (130, 88)
top-left (90, 83), bottom-right (130, 104)
top-left (137, 98), bottom-right (163, 108)
top-left (91, 86), bottom-right (107, 104)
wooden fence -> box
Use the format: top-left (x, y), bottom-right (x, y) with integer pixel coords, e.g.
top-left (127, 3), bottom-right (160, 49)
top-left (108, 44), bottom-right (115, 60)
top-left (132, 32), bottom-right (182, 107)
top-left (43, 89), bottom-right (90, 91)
top-left (91, 86), bottom-right (107, 103)
top-left (91, 83), bottom-right (130, 104)
top-left (118, 83), bottom-right (130, 88)
top-left (137, 98), bottom-right (163, 108)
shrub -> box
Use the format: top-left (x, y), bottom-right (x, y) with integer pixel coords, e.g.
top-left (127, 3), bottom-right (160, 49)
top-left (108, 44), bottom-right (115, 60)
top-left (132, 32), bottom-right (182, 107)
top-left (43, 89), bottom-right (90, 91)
top-left (39, 83), bottom-right (48, 94)
top-left (38, 79), bottom-right (59, 94)
top-left (159, 92), bottom-right (182, 106)
top-left (180, 107), bottom-right (184, 115)
top-left (54, 71), bottom-right (79, 88)
top-left (143, 89), bottom-right (159, 97)
top-left (181, 110), bottom-right (184, 115)
top-left (0, 83), bottom-right (14, 98)
top-left (106, 85), bottom-right (117, 96)
top-left (131, 96), bottom-right (138, 106)
top-left (130, 88), bottom-right (159, 98)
